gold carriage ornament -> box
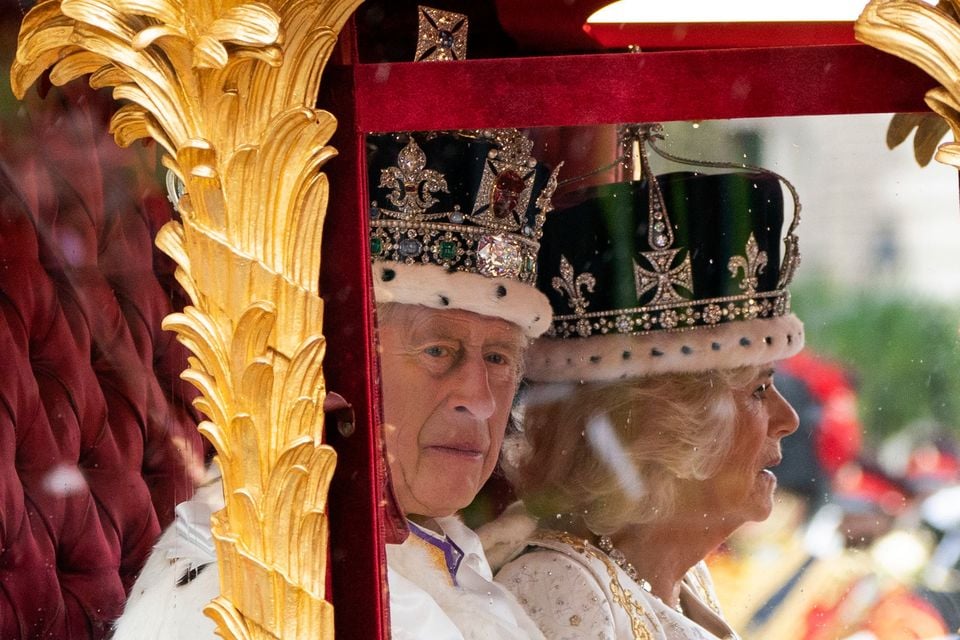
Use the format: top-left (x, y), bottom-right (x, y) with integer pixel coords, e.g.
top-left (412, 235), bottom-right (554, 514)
top-left (856, 0), bottom-right (960, 170)
top-left (12, 1), bottom-right (360, 638)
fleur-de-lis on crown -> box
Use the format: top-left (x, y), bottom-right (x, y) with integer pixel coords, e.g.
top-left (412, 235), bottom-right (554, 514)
top-left (379, 137), bottom-right (449, 218)
top-left (553, 255), bottom-right (595, 316)
top-left (728, 233), bottom-right (768, 295)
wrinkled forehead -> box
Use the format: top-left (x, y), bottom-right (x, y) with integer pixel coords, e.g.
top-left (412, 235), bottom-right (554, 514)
top-left (379, 303), bottom-right (526, 347)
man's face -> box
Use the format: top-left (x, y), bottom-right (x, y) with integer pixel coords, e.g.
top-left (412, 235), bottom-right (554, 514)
top-left (378, 305), bottom-right (526, 519)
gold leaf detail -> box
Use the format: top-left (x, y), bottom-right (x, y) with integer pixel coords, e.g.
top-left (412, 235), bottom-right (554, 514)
top-left (857, 0), bottom-right (960, 169)
top-left (13, 0), bottom-right (362, 637)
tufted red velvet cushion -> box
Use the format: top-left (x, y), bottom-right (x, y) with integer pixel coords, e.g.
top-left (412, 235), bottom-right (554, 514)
top-left (0, 82), bottom-right (205, 639)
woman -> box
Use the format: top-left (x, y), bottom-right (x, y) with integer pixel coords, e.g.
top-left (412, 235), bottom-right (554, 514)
top-left (494, 126), bottom-right (805, 639)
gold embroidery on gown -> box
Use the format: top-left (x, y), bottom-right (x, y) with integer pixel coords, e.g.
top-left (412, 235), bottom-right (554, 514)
top-left (534, 531), bottom-right (657, 639)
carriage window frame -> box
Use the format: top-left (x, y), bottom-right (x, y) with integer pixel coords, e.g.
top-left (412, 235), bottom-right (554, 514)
top-left (316, 40), bottom-right (947, 639)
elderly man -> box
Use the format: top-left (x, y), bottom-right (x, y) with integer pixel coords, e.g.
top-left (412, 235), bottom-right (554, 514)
top-left (113, 129), bottom-right (557, 640)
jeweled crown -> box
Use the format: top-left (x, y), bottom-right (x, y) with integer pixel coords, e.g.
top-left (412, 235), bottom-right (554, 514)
top-left (526, 124), bottom-right (804, 381)
top-left (542, 124), bottom-right (800, 339)
top-left (367, 130), bottom-right (561, 284)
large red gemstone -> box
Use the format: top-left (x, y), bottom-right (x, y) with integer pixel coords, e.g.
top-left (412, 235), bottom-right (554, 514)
top-left (491, 170), bottom-right (525, 219)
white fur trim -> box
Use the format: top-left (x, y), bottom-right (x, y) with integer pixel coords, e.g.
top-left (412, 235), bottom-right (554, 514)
top-left (526, 314), bottom-right (804, 382)
top-left (475, 502), bottom-right (539, 573)
top-left (112, 517), bottom-right (220, 640)
top-left (113, 469), bottom-right (224, 640)
top-left (373, 261), bottom-right (552, 338)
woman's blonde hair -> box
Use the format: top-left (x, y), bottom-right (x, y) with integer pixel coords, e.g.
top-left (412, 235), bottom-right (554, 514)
top-left (503, 366), bottom-right (760, 535)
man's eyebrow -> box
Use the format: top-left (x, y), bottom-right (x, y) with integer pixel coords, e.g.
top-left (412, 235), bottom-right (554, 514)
top-left (486, 336), bottom-right (526, 353)
top-left (405, 319), bottom-right (458, 342)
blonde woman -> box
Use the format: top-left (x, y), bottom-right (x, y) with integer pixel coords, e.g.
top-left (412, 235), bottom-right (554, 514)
top-left (494, 129), bottom-right (805, 639)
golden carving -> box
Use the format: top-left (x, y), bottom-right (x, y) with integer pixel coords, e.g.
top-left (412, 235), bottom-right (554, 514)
top-left (856, 0), bottom-right (960, 168)
top-left (886, 112), bottom-right (950, 167)
top-left (13, 0), bottom-right (361, 637)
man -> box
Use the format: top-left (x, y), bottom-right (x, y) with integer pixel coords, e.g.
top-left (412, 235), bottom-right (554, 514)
top-left (113, 129), bottom-right (557, 639)
top-left (377, 303), bottom-right (543, 640)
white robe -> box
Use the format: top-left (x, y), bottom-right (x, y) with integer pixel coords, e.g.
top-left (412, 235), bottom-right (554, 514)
top-left (112, 471), bottom-right (223, 640)
top-left (496, 531), bottom-right (739, 640)
top-left (113, 471), bottom-right (542, 640)
top-left (387, 516), bottom-right (544, 640)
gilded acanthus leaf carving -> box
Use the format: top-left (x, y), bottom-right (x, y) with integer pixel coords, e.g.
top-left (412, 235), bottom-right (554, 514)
top-left (856, 0), bottom-right (960, 169)
top-left (885, 112), bottom-right (950, 166)
top-left (13, 0), bottom-right (361, 638)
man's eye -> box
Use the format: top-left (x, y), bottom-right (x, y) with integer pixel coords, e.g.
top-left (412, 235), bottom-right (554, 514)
top-left (485, 353), bottom-right (508, 365)
top-left (423, 345), bottom-right (449, 358)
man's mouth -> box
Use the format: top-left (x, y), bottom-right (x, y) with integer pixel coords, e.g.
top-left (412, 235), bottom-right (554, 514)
top-left (427, 444), bottom-right (484, 459)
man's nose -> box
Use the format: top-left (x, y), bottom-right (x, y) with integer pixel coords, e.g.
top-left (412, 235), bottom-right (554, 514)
top-left (449, 353), bottom-right (497, 420)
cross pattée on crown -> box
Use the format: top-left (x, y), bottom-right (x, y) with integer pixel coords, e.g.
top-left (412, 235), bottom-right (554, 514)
top-left (633, 248), bottom-right (694, 305)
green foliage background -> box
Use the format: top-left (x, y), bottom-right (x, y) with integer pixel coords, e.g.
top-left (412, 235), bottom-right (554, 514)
top-left (791, 277), bottom-right (960, 442)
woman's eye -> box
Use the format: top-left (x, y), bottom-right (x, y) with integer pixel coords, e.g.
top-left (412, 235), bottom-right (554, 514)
top-left (753, 383), bottom-right (770, 399)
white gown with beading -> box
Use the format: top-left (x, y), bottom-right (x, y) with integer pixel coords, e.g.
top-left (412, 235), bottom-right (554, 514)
top-left (496, 531), bottom-right (739, 640)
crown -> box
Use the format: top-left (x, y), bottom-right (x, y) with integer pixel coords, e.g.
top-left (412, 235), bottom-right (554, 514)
top-left (366, 129), bottom-right (560, 337)
top-left (526, 123), bottom-right (804, 382)
top-left (368, 130), bottom-right (559, 282)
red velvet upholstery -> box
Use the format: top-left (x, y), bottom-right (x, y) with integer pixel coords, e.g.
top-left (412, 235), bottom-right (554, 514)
top-left (0, 83), bottom-right (204, 639)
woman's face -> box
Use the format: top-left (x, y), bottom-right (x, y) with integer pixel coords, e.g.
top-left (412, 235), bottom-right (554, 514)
top-left (678, 366), bottom-right (799, 527)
